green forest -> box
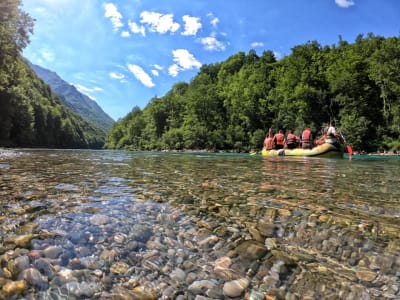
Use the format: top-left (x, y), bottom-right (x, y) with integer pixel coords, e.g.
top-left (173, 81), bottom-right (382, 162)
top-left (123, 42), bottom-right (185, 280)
top-left (105, 34), bottom-right (400, 153)
top-left (0, 1), bottom-right (105, 148)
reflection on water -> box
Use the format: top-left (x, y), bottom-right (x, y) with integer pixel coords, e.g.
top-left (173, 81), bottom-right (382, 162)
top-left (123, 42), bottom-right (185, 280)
top-left (0, 149), bottom-right (400, 299)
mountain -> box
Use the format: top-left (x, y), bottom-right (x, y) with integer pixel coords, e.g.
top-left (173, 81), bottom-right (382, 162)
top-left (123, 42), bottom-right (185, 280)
top-left (28, 61), bottom-right (114, 133)
top-left (1, 56), bottom-right (106, 148)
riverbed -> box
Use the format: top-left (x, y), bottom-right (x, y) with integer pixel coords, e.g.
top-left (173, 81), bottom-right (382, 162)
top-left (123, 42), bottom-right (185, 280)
top-left (1, 149), bottom-right (400, 299)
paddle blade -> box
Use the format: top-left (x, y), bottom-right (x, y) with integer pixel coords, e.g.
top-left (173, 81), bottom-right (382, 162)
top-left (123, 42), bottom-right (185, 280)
top-left (347, 145), bottom-right (353, 156)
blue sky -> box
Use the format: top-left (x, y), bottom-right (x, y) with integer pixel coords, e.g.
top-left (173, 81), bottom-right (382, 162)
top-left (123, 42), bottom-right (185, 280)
top-left (22, 0), bottom-right (399, 121)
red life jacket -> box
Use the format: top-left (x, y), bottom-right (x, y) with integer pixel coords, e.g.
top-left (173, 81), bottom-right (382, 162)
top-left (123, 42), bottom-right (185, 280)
top-left (302, 128), bottom-right (312, 143)
top-left (287, 133), bottom-right (297, 144)
top-left (274, 133), bottom-right (285, 145)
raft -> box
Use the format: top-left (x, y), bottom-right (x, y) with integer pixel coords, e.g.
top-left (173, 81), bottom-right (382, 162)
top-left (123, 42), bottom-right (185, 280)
top-left (261, 143), bottom-right (344, 158)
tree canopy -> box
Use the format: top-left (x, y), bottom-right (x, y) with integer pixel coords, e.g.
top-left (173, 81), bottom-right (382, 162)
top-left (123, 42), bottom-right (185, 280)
top-left (106, 34), bottom-right (400, 153)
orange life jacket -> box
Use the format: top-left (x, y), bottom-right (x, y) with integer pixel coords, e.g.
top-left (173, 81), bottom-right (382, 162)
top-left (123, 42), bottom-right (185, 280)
top-left (274, 133), bottom-right (285, 145)
top-left (287, 133), bottom-right (297, 144)
top-left (302, 128), bottom-right (312, 143)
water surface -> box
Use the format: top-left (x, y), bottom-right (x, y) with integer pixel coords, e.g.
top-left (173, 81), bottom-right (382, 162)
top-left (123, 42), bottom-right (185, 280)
top-left (1, 149), bottom-right (399, 299)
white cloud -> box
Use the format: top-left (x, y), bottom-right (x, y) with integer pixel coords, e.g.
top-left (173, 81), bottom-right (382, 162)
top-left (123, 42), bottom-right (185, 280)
top-left (127, 64), bottom-right (155, 87)
top-left (335, 0), bottom-right (355, 8)
top-left (73, 84), bottom-right (103, 94)
top-left (109, 72), bottom-right (125, 80)
top-left (251, 42), bottom-right (264, 48)
top-left (181, 15), bottom-right (202, 36)
top-left (73, 84), bottom-right (102, 101)
top-left (197, 34), bottom-right (226, 51)
top-left (140, 11), bottom-right (180, 34)
top-left (104, 3), bottom-right (123, 30)
top-left (207, 13), bottom-right (219, 28)
top-left (153, 64), bottom-right (163, 70)
top-left (151, 69), bottom-right (159, 76)
top-left (168, 64), bottom-right (180, 77)
top-left (128, 20), bottom-right (146, 36)
top-left (210, 18), bottom-right (219, 27)
top-left (121, 31), bottom-right (130, 38)
top-left (168, 49), bottom-right (201, 77)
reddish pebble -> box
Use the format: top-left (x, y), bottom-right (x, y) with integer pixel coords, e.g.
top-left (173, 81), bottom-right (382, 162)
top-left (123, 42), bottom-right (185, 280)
top-left (28, 250), bottom-right (41, 260)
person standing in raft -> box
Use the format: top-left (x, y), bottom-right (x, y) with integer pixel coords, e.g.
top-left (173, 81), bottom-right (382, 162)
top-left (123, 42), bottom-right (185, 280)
top-left (263, 128), bottom-right (274, 150)
top-left (301, 127), bottom-right (313, 149)
top-left (286, 129), bottom-right (299, 149)
top-left (273, 129), bottom-right (286, 149)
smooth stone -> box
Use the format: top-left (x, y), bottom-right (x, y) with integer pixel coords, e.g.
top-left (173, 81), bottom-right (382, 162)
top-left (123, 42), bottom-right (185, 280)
top-left (43, 245), bottom-right (63, 259)
top-left (223, 278), bottom-right (250, 298)
top-left (66, 281), bottom-right (100, 298)
top-left (2, 280), bottom-right (27, 296)
top-left (233, 240), bottom-right (268, 260)
top-left (18, 268), bottom-right (48, 290)
top-left (14, 255), bottom-right (30, 272)
top-left (169, 267), bottom-right (186, 281)
top-left (89, 214), bottom-right (110, 225)
top-left (110, 262), bottom-right (129, 274)
top-left (356, 269), bottom-right (377, 282)
top-left (188, 280), bottom-right (217, 294)
top-left (6, 234), bottom-right (35, 248)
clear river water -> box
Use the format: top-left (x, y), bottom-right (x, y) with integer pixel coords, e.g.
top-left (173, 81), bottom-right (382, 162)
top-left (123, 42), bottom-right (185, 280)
top-left (0, 149), bottom-right (399, 299)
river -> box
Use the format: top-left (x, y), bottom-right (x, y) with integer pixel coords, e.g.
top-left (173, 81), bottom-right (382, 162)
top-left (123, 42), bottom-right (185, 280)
top-left (0, 149), bottom-right (399, 299)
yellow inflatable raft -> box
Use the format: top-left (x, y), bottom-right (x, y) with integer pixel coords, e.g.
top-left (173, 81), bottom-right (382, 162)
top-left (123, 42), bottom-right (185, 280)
top-left (261, 143), bottom-right (344, 158)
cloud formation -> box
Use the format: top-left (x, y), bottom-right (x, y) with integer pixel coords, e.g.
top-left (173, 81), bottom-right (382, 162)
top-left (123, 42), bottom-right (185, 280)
top-left (198, 33), bottom-right (226, 51)
top-left (251, 42), bottom-right (264, 48)
top-left (168, 49), bottom-right (201, 77)
top-left (335, 0), bottom-right (355, 8)
top-left (109, 72), bottom-right (125, 81)
top-left (73, 84), bottom-right (103, 101)
top-left (181, 15), bottom-right (202, 36)
top-left (128, 20), bottom-right (146, 36)
top-left (140, 11), bottom-right (180, 34)
top-left (104, 3), bottom-right (123, 30)
top-left (207, 13), bottom-right (219, 28)
top-left (127, 64), bottom-right (155, 87)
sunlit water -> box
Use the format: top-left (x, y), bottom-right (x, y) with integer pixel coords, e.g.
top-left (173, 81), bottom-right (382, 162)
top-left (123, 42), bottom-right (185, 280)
top-left (1, 149), bottom-right (400, 298)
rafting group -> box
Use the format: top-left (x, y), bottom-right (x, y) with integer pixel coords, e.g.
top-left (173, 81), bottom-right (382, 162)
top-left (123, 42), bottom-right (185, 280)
top-left (261, 121), bottom-right (351, 158)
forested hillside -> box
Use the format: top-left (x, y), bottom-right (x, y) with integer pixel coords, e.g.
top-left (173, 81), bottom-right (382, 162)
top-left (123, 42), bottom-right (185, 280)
top-left (105, 34), bottom-right (400, 153)
top-left (0, 1), bottom-right (105, 148)
top-left (28, 62), bottom-right (115, 133)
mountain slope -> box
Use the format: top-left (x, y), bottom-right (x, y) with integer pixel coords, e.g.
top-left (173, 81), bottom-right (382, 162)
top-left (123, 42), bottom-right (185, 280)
top-left (28, 61), bottom-right (114, 133)
top-left (0, 56), bottom-right (105, 148)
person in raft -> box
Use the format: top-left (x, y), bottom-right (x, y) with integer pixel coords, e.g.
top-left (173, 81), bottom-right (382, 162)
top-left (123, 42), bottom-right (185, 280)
top-left (263, 128), bottom-right (274, 150)
top-left (325, 120), bottom-right (342, 147)
top-left (301, 127), bottom-right (313, 149)
top-left (286, 129), bottom-right (299, 149)
top-left (314, 125), bottom-right (327, 146)
top-left (273, 129), bottom-right (286, 150)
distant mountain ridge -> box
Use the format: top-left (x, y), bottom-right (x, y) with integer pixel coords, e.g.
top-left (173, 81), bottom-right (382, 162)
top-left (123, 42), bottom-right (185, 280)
top-left (28, 61), bottom-right (114, 133)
